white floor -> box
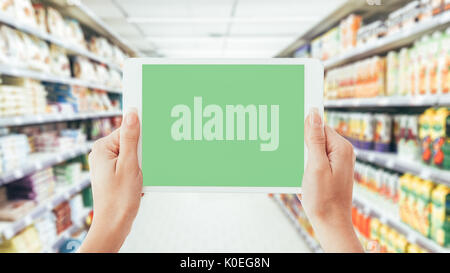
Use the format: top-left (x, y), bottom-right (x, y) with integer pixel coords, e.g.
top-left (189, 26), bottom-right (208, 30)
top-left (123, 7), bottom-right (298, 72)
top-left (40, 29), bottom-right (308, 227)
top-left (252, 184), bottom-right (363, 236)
top-left (120, 193), bottom-right (311, 253)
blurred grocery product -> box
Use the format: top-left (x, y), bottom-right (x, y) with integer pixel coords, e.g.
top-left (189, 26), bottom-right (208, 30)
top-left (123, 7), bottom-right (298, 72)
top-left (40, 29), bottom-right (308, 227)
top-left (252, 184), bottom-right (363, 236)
top-left (6, 167), bottom-right (55, 202)
top-left (0, 133), bottom-right (29, 174)
top-left (0, 225), bottom-right (42, 253)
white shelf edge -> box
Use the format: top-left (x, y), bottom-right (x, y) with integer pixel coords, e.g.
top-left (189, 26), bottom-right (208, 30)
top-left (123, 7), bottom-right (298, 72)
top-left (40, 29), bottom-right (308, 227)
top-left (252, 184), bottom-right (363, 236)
top-left (354, 148), bottom-right (450, 187)
top-left (0, 64), bottom-right (122, 93)
top-left (72, 1), bottom-right (142, 57)
top-left (324, 95), bottom-right (447, 108)
top-left (272, 195), bottom-right (322, 253)
top-left (0, 13), bottom-right (122, 71)
top-left (0, 141), bottom-right (94, 186)
top-left (323, 11), bottom-right (450, 70)
top-left (353, 195), bottom-right (450, 253)
top-left (0, 110), bottom-right (122, 128)
top-left (0, 173), bottom-right (92, 243)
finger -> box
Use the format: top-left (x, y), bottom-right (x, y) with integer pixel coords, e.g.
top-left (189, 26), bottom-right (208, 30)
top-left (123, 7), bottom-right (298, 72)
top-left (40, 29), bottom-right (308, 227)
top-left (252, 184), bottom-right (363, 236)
top-left (103, 128), bottom-right (120, 156)
top-left (118, 108), bottom-right (140, 166)
top-left (297, 194), bottom-right (302, 201)
top-left (89, 128), bottom-right (119, 162)
top-left (304, 108), bottom-right (328, 169)
top-left (324, 125), bottom-right (355, 170)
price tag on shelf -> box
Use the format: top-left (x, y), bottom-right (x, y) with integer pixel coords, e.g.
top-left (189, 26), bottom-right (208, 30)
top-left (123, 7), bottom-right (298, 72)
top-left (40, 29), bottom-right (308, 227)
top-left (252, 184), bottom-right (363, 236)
top-left (385, 158), bottom-right (395, 169)
top-left (24, 216), bottom-right (33, 226)
top-left (368, 153), bottom-right (376, 162)
top-left (3, 228), bottom-right (14, 240)
top-left (56, 155), bottom-right (63, 162)
top-left (64, 192), bottom-right (71, 200)
top-left (420, 169), bottom-right (432, 180)
top-left (377, 98), bottom-right (389, 106)
top-left (13, 117), bottom-right (23, 125)
top-left (352, 99), bottom-right (361, 107)
top-left (13, 169), bottom-right (23, 179)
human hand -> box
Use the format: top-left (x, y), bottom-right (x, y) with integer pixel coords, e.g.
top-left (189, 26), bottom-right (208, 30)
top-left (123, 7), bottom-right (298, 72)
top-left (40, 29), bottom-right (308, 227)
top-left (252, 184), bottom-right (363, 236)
top-left (79, 108), bottom-right (142, 253)
top-left (300, 108), bottom-right (363, 253)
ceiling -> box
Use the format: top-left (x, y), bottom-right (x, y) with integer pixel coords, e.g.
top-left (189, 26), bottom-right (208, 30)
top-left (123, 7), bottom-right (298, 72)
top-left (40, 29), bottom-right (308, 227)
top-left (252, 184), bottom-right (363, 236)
top-left (81, 0), bottom-right (346, 58)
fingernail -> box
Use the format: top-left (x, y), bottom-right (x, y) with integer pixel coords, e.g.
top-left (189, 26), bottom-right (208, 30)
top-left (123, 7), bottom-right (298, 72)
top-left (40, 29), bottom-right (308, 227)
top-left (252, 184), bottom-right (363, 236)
top-left (125, 108), bottom-right (138, 126)
top-left (309, 108), bottom-right (322, 128)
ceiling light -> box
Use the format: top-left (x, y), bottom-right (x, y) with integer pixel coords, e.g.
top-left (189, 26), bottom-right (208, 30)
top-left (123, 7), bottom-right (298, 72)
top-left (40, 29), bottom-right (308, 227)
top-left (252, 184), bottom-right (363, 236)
top-left (127, 17), bottom-right (318, 24)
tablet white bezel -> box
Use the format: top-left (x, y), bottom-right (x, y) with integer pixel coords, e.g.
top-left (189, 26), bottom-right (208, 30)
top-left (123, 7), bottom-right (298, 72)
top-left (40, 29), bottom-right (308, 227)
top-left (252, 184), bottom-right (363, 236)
top-left (123, 58), bottom-right (323, 193)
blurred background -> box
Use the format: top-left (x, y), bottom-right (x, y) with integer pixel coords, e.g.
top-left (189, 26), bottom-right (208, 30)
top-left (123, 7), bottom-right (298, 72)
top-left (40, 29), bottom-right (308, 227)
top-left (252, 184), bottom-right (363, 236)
top-left (0, 0), bottom-right (449, 253)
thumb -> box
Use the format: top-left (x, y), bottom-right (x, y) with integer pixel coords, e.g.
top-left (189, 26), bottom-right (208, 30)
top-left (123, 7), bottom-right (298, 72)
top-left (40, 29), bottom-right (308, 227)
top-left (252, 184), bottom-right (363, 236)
top-left (304, 108), bottom-right (328, 169)
top-left (119, 108), bottom-right (140, 165)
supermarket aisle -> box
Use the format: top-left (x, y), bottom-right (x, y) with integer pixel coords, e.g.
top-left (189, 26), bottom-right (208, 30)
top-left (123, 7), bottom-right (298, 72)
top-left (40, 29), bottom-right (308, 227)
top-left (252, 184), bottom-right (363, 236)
top-left (121, 193), bottom-right (310, 253)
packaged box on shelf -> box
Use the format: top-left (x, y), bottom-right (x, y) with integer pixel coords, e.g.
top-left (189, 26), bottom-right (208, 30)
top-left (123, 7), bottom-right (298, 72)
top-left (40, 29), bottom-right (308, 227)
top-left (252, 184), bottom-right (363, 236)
top-left (0, 199), bottom-right (36, 221)
top-left (326, 110), bottom-right (422, 157)
top-left (0, 225), bottom-right (42, 253)
top-left (0, 134), bottom-right (30, 174)
top-left (353, 206), bottom-right (428, 253)
top-left (69, 193), bottom-right (84, 225)
top-left (430, 184), bottom-right (450, 246)
top-left (419, 107), bottom-right (450, 169)
top-left (6, 167), bottom-right (55, 202)
top-left (398, 173), bottom-right (450, 243)
top-left (34, 211), bottom-right (58, 246)
top-left (52, 200), bottom-right (72, 235)
top-left (355, 161), bottom-right (400, 204)
top-left (49, 44), bottom-right (71, 78)
top-left (54, 162), bottom-right (82, 185)
top-left (81, 186), bottom-right (92, 208)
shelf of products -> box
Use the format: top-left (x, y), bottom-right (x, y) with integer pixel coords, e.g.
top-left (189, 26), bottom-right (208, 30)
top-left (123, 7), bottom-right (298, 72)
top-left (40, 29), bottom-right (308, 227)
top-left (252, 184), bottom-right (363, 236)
top-left (0, 0), bottom-right (130, 253)
top-left (354, 159), bottom-right (450, 252)
top-left (324, 10), bottom-right (450, 70)
top-left (0, 12), bottom-right (121, 71)
top-left (326, 108), bottom-right (450, 185)
top-left (43, 0), bottom-right (140, 57)
top-left (0, 142), bottom-right (91, 186)
top-left (0, 173), bottom-right (90, 241)
top-left (354, 148), bottom-right (450, 187)
top-left (271, 194), bottom-right (322, 253)
top-left (276, 0), bottom-right (408, 57)
top-left (353, 193), bottom-right (449, 253)
top-left (0, 64), bottom-right (122, 94)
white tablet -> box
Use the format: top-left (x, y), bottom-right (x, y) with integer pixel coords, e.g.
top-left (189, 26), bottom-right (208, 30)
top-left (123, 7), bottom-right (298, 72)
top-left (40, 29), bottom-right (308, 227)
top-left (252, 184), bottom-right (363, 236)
top-left (123, 58), bottom-right (323, 193)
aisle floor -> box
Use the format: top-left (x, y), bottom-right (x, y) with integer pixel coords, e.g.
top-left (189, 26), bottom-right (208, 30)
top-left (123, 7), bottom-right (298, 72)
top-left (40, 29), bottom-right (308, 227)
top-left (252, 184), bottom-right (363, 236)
top-left (120, 193), bottom-right (311, 253)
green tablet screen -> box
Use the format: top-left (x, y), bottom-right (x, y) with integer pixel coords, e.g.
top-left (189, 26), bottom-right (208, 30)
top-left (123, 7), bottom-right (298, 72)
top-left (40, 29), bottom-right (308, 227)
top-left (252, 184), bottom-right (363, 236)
top-left (142, 64), bottom-right (304, 188)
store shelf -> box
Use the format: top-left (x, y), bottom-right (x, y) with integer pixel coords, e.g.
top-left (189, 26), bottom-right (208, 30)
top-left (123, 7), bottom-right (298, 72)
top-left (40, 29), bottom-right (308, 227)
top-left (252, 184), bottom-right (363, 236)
top-left (0, 13), bottom-right (122, 71)
top-left (272, 195), bottom-right (322, 253)
top-left (324, 95), bottom-right (450, 108)
top-left (324, 11), bottom-right (450, 69)
top-left (276, 0), bottom-right (409, 57)
top-left (354, 148), bottom-right (450, 187)
top-left (353, 193), bottom-right (450, 253)
top-left (0, 173), bottom-right (91, 241)
top-left (44, 208), bottom-right (91, 253)
top-left (0, 64), bottom-right (122, 94)
top-left (0, 142), bottom-right (93, 186)
top-left (0, 110), bottom-right (122, 128)
top-left (43, 0), bottom-right (141, 57)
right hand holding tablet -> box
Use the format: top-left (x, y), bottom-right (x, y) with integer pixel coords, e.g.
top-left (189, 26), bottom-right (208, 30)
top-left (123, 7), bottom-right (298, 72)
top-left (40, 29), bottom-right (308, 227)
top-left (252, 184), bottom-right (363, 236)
top-left (300, 108), bottom-right (363, 253)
